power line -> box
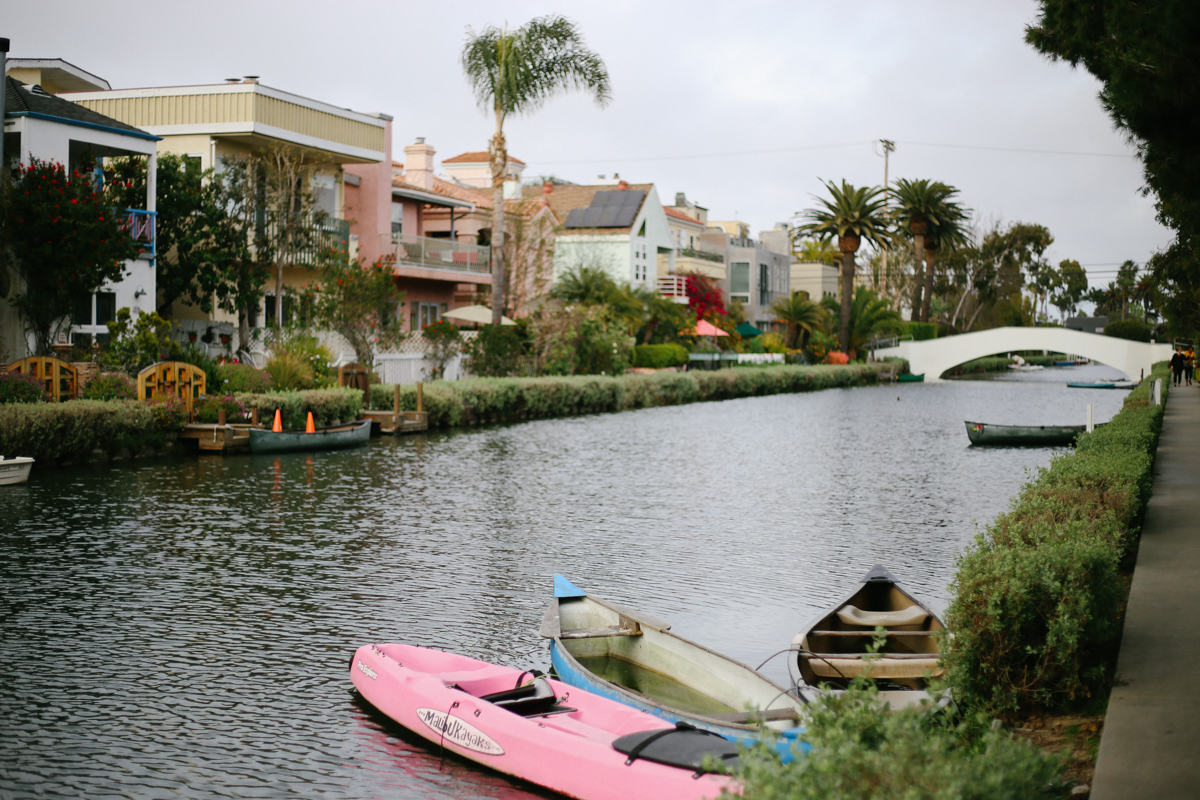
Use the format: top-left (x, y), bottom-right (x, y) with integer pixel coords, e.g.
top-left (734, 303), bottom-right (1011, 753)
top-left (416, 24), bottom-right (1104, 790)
top-left (525, 139), bottom-right (1135, 167)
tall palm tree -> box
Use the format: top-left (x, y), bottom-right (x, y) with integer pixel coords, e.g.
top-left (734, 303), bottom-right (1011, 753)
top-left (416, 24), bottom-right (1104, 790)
top-left (820, 288), bottom-right (905, 359)
top-left (462, 16), bottom-right (611, 325)
top-left (770, 290), bottom-right (828, 349)
top-left (892, 179), bottom-right (969, 323)
top-left (795, 180), bottom-right (892, 353)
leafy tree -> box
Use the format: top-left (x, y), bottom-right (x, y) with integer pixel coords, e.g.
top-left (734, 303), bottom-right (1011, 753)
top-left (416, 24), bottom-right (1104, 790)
top-left (793, 237), bottom-right (838, 265)
top-left (2, 157), bottom-right (140, 354)
top-left (462, 15), bottom-right (611, 325)
top-left (891, 178), bottom-right (970, 323)
top-left (304, 255), bottom-right (405, 375)
top-left (633, 285), bottom-right (694, 345)
top-left (106, 154), bottom-right (230, 316)
top-left (770, 290), bottom-right (829, 349)
top-left (552, 264), bottom-right (620, 306)
top-left (100, 307), bottom-right (180, 374)
top-left (421, 319), bottom-right (462, 380)
top-left (820, 288), bottom-right (904, 359)
top-left (1051, 259), bottom-right (1088, 320)
top-left (206, 158), bottom-right (271, 347)
top-left (795, 180), bottom-right (893, 353)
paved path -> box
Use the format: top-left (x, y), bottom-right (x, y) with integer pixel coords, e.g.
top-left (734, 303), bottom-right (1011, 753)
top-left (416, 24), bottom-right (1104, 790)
top-left (1092, 382), bottom-right (1200, 799)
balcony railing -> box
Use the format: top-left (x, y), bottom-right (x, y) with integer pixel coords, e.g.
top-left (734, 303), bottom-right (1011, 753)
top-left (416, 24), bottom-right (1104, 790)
top-left (676, 246), bottom-right (725, 264)
top-left (380, 233), bottom-right (492, 274)
top-left (657, 276), bottom-right (689, 304)
top-left (120, 209), bottom-right (157, 260)
top-left (257, 212), bottom-right (351, 267)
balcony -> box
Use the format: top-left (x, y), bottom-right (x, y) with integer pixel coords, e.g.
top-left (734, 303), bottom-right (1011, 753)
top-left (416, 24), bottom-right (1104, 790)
top-left (380, 233), bottom-right (492, 283)
top-left (657, 276), bottom-right (689, 304)
top-left (676, 246), bottom-right (724, 264)
top-left (120, 209), bottom-right (156, 260)
top-left (259, 212), bottom-right (351, 266)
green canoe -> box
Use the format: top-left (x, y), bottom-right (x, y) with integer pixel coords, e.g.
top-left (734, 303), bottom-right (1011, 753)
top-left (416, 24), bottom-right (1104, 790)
top-left (965, 420), bottom-right (1090, 447)
top-left (248, 419), bottom-right (371, 455)
top-left (897, 373), bottom-right (925, 383)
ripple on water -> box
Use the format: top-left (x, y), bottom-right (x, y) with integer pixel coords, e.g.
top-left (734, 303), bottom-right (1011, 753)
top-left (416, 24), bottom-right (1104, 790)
top-left (0, 368), bottom-right (1127, 797)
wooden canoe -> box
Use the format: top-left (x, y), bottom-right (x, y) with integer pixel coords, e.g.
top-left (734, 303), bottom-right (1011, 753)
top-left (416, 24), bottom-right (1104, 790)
top-left (965, 420), bottom-right (1089, 447)
top-left (248, 419), bottom-right (371, 454)
top-left (540, 575), bottom-right (811, 757)
top-left (791, 565), bottom-right (945, 710)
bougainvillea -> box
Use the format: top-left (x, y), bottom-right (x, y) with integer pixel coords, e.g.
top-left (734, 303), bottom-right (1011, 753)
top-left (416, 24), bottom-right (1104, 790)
top-left (2, 157), bottom-right (141, 354)
top-left (684, 272), bottom-right (727, 321)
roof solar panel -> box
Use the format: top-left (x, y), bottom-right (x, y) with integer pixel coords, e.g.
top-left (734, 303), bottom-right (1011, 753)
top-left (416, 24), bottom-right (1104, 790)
top-left (563, 189), bottom-right (646, 229)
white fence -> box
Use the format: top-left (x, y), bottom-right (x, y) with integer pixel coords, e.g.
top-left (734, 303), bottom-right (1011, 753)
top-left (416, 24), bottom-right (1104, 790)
top-left (737, 353), bottom-right (785, 364)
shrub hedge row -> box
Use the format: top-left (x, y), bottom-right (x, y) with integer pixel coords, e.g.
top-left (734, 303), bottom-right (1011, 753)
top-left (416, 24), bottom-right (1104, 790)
top-left (368, 364), bottom-right (886, 429)
top-left (0, 398), bottom-right (189, 464)
top-left (943, 362), bottom-right (1169, 715)
top-left (231, 387), bottom-right (363, 430)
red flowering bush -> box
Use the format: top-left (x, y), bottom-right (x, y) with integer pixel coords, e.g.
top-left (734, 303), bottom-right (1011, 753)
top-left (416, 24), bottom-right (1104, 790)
top-left (824, 351), bottom-right (850, 365)
top-left (684, 272), bottom-right (727, 321)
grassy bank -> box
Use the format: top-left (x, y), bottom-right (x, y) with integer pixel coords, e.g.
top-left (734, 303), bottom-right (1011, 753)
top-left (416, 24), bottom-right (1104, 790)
top-left (368, 364), bottom-right (889, 428)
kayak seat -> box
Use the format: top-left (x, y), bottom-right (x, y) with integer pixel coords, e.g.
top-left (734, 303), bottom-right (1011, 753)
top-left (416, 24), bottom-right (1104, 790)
top-left (481, 677), bottom-right (559, 716)
top-left (837, 604), bottom-right (928, 628)
top-left (612, 722), bottom-right (740, 775)
top-left (809, 655), bottom-right (944, 680)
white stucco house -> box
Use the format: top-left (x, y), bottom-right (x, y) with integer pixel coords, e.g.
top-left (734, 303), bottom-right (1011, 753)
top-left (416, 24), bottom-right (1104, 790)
top-left (525, 180), bottom-right (675, 291)
top-left (2, 63), bottom-right (158, 358)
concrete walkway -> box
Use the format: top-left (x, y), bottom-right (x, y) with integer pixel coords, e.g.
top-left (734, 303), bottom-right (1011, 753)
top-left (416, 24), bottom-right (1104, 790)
top-left (1092, 383), bottom-right (1200, 799)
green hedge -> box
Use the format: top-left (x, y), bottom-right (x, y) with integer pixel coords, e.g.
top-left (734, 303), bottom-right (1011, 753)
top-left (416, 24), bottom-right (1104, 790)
top-left (232, 387), bottom-right (363, 430)
top-left (1105, 318), bottom-right (1153, 342)
top-left (633, 343), bottom-right (689, 369)
top-left (369, 364), bottom-right (885, 429)
top-left (0, 398), bottom-right (188, 464)
top-left (943, 362), bottom-right (1169, 715)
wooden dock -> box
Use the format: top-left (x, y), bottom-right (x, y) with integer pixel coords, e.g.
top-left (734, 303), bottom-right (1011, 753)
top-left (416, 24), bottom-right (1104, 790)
top-left (364, 383), bottom-right (428, 435)
top-left (179, 422), bottom-right (252, 452)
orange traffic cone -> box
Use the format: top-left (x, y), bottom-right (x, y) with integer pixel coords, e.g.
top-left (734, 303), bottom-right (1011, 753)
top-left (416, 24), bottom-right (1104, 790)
top-left (305, 412), bottom-right (316, 433)
top-left (272, 409), bottom-right (283, 432)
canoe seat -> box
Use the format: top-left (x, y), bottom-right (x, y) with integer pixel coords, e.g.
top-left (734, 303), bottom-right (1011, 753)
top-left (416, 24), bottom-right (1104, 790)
top-left (809, 655), bottom-right (943, 680)
top-left (481, 677), bottom-right (559, 716)
top-left (559, 625), bottom-right (641, 639)
top-left (613, 722), bottom-right (739, 775)
top-left (837, 604), bottom-right (928, 628)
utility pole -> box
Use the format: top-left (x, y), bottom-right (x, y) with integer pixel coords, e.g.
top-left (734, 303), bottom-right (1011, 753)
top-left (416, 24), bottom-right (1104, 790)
top-left (879, 139), bottom-right (895, 285)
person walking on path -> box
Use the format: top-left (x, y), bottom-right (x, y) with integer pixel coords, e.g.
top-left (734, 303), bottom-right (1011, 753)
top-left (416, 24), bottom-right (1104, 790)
top-left (1185, 346), bottom-right (1195, 387)
top-left (1170, 348), bottom-right (1185, 386)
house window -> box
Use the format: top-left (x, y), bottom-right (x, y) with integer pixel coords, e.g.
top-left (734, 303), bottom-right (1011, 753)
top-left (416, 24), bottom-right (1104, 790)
top-left (759, 263), bottom-right (770, 307)
top-left (731, 262), bottom-right (750, 295)
top-left (313, 174), bottom-right (337, 217)
top-left (71, 291), bottom-right (117, 344)
top-left (633, 243), bottom-right (649, 283)
top-left (637, 219), bottom-right (647, 238)
top-left (412, 302), bottom-right (444, 330)
top-left (391, 202), bottom-right (404, 240)
top-left (263, 294), bottom-right (295, 326)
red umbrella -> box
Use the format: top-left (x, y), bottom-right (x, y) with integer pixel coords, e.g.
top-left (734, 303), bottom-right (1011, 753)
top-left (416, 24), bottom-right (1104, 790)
top-left (687, 319), bottom-right (730, 337)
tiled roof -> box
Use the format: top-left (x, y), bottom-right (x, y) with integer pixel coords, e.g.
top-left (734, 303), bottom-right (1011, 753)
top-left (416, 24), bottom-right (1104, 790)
top-left (394, 176), bottom-right (551, 217)
top-left (664, 206), bottom-right (704, 226)
top-left (443, 151), bottom-right (525, 165)
top-left (4, 77), bottom-right (154, 139)
top-left (522, 183), bottom-right (653, 233)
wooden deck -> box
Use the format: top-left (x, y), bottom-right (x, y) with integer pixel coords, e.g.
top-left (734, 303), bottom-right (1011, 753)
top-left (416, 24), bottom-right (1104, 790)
top-left (179, 423), bottom-right (253, 452)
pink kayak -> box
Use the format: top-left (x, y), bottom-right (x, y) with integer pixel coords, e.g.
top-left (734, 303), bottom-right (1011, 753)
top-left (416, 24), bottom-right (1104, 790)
top-left (350, 643), bottom-right (736, 800)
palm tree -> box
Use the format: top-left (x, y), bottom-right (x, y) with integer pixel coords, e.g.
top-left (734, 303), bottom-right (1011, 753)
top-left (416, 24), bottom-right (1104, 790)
top-left (820, 288), bottom-right (905, 359)
top-left (770, 290), bottom-right (828, 349)
top-left (462, 16), bottom-right (611, 325)
top-left (795, 180), bottom-right (892, 354)
top-left (892, 179), bottom-right (969, 323)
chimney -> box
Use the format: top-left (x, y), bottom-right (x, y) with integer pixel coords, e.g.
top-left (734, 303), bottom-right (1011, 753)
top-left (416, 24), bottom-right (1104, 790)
top-left (243, 75), bottom-right (260, 84)
top-left (543, 180), bottom-right (554, 194)
top-left (618, 180), bottom-right (629, 190)
top-left (403, 138), bottom-right (436, 191)
top-left (675, 192), bottom-right (687, 206)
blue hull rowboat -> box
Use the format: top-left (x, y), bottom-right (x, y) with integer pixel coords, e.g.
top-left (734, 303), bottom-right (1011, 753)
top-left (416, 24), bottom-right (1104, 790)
top-left (1067, 381), bottom-right (1135, 389)
top-left (541, 575), bottom-right (813, 760)
top-left (248, 419), bottom-right (371, 454)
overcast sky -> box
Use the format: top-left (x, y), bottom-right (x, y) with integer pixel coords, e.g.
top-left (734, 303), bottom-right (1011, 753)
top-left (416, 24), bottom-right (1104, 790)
top-left (8, 0), bottom-right (1168, 287)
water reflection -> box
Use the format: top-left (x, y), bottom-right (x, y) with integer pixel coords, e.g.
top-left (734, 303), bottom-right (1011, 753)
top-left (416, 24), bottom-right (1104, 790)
top-left (0, 366), bottom-right (1128, 798)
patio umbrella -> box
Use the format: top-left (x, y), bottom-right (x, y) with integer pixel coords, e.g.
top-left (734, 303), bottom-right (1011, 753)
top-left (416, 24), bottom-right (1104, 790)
top-left (687, 319), bottom-right (730, 337)
top-left (735, 322), bottom-right (762, 338)
top-left (442, 305), bottom-right (516, 325)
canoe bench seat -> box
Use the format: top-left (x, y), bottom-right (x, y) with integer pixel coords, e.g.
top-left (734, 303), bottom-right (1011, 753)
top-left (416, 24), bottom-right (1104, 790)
top-left (809, 654), bottom-right (944, 680)
top-left (836, 604), bottom-right (929, 628)
top-left (559, 626), bottom-right (642, 639)
top-left (703, 707), bottom-right (799, 724)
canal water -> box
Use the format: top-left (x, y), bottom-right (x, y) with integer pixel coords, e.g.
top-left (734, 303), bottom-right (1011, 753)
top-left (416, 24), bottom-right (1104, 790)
top-left (0, 364), bottom-right (1130, 799)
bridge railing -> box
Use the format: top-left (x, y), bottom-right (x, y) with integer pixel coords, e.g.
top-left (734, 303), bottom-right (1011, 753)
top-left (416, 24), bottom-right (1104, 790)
top-left (869, 334), bottom-right (912, 351)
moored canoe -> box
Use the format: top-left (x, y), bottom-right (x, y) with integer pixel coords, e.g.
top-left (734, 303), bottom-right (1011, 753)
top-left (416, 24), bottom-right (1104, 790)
top-left (349, 642), bottom-right (733, 800)
top-left (248, 419), bottom-right (371, 454)
top-left (896, 373), bottom-right (925, 382)
top-left (541, 575), bottom-right (811, 758)
top-left (791, 565), bottom-right (945, 710)
top-left (965, 420), bottom-right (1089, 446)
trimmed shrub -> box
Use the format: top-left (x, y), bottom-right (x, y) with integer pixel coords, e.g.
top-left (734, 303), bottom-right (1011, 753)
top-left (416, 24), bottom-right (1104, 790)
top-left (367, 364), bottom-right (884, 429)
top-left (82, 372), bottom-right (136, 401)
top-left (213, 362), bottom-right (275, 394)
top-left (905, 321), bottom-right (939, 341)
top-left (633, 344), bottom-right (688, 369)
top-left (944, 362), bottom-right (1169, 715)
top-left (825, 351), bottom-right (850, 365)
top-left (464, 324), bottom-right (529, 377)
top-left (233, 387), bottom-right (362, 430)
top-left (0, 371), bottom-right (50, 404)
top-left (1104, 318), bottom-right (1152, 342)
top-left (730, 682), bottom-right (1064, 800)
top-left (0, 399), bottom-right (187, 463)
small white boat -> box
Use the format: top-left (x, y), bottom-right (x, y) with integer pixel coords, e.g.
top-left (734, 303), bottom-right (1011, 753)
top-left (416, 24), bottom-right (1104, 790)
top-left (0, 455), bottom-right (34, 485)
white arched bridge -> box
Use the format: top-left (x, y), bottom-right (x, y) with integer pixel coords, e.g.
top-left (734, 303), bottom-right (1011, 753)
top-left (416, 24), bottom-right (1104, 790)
top-left (874, 327), bottom-right (1173, 382)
